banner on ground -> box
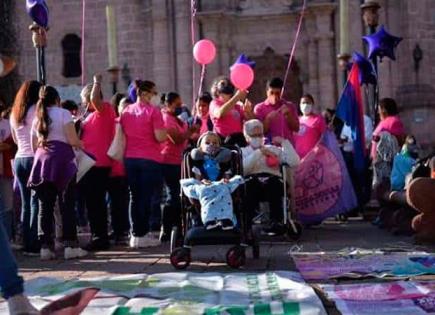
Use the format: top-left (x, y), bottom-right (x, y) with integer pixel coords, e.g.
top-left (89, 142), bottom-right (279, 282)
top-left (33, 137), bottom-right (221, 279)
top-left (292, 252), bottom-right (435, 281)
top-left (321, 281), bottom-right (435, 315)
top-left (1, 272), bottom-right (326, 315)
top-left (295, 131), bottom-right (357, 224)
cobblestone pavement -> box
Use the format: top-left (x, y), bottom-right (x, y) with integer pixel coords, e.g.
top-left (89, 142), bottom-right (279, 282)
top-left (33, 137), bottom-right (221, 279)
top-left (14, 219), bottom-right (435, 314)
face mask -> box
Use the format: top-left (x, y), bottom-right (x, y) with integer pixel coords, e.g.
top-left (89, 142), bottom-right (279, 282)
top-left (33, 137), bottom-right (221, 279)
top-left (150, 95), bottom-right (161, 107)
top-left (300, 102), bottom-right (313, 116)
top-left (204, 144), bottom-right (218, 156)
top-left (174, 107), bottom-right (183, 116)
top-left (249, 137), bottom-right (264, 149)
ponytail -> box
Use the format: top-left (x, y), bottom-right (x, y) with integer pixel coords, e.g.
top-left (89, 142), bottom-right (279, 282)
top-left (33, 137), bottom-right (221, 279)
top-left (36, 86), bottom-right (59, 142)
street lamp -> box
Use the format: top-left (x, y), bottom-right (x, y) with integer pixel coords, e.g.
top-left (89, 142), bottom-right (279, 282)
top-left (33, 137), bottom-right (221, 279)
top-left (361, 0), bottom-right (381, 124)
top-left (29, 22), bottom-right (48, 84)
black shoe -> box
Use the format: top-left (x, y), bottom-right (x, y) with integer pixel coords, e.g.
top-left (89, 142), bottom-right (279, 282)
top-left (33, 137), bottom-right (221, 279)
top-left (85, 238), bottom-right (110, 251)
top-left (159, 230), bottom-right (170, 242)
top-left (220, 219), bottom-right (234, 230)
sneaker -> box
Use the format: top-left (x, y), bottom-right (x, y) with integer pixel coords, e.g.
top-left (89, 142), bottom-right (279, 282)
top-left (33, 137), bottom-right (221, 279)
top-left (10, 242), bottom-right (23, 250)
top-left (130, 235), bottom-right (161, 248)
top-left (64, 247), bottom-right (88, 260)
top-left (205, 220), bottom-right (220, 230)
top-left (84, 239), bottom-right (110, 251)
top-left (263, 222), bottom-right (286, 236)
top-left (7, 294), bottom-right (38, 315)
top-left (220, 219), bottom-right (234, 231)
top-left (22, 251), bottom-right (40, 257)
top-left (40, 248), bottom-right (56, 261)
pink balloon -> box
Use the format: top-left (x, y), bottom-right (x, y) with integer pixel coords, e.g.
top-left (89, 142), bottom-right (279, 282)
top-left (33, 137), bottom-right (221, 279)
top-left (193, 39), bottom-right (216, 65)
top-left (230, 63), bottom-right (254, 90)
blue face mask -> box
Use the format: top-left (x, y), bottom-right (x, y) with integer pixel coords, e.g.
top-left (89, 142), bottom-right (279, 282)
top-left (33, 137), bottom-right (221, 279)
top-left (203, 158), bottom-right (220, 181)
top-left (174, 107), bottom-right (183, 116)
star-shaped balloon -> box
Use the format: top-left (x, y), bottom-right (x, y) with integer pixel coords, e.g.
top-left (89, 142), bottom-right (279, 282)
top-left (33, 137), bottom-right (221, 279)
top-left (128, 81), bottom-right (137, 103)
top-left (26, 0), bottom-right (49, 28)
top-left (231, 54), bottom-right (256, 70)
top-left (352, 52), bottom-right (377, 85)
top-left (363, 25), bottom-right (402, 61)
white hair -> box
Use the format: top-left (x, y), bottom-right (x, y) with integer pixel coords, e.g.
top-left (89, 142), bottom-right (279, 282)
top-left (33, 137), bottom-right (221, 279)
top-left (243, 119), bottom-right (264, 136)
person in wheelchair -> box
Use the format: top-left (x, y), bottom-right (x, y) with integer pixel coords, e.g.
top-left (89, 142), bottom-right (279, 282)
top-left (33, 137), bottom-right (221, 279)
top-left (241, 119), bottom-right (300, 235)
top-left (180, 168), bottom-right (244, 231)
top-left (190, 131), bottom-right (232, 180)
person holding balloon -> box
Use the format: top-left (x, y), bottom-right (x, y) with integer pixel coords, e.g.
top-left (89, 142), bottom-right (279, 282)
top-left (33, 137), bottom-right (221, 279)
top-left (254, 77), bottom-right (299, 145)
top-left (209, 77), bottom-right (254, 147)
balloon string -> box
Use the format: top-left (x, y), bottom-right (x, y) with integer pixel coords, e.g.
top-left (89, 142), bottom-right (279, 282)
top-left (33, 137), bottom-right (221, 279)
top-left (197, 64), bottom-right (205, 102)
top-left (81, 0), bottom-right (86, 86)
top-left (281, 0), bottom-right (307, 98)
top-left (191, 0), bottom-right (197, 115)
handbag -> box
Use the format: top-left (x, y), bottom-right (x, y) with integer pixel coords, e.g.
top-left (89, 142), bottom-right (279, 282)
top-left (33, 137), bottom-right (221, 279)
top-left (107, 122), bottom-right (125, 161)
top-left (75, 149), bottom-right (96, 182)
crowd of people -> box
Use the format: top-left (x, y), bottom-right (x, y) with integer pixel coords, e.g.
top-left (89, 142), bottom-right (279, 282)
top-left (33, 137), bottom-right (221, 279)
top-left (0, 70), bottom-right (433, 265)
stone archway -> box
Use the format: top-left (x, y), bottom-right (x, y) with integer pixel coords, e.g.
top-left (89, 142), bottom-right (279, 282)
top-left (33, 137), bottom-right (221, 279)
top-left (249, 47), bottom-right (303, 105)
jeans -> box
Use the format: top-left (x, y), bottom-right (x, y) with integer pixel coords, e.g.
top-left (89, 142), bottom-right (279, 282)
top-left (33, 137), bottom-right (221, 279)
top-left (161, 164), bottom-right (181, 236)
top-left (124, 158), bottom-right (162, 237)
top-left (36, 180), bottom-right (78, 248)
top-left (0, 177), bottom-right (14, 240)
top-left (14, 157), bottom-right (39, 252)
top-left (82, 167), bottom-right (111, 241)
top-left (108, 176), bottom-right (130, 236)
top-left (0, 220), bottom-right (24, 299)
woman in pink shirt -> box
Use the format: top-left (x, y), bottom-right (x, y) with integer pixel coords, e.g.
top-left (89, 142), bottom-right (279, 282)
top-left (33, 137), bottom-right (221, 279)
top-left (120, 80), bottom-right (167, 248)
top-left (10, 80), bottom-right (42, 255)
top-left (209, 78), bottom-right (254, 146)
top-left (160, 92), bottom-right (197, 241)
top-left (79, 75), bottom-right (116, 251)
top-left (371, 97), bottom-right (406, 160)
top-left (294, 94), bottom-right (327, 159)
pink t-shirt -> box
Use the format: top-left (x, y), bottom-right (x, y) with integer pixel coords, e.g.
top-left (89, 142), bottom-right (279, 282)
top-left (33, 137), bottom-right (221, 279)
top-left (254, 99), bottom-right (298, 144)
top-left (81, 102), bottom-right (116, 167)
top-left (209, 99), bottom-right (243, 137)
top-left (294, 114), bottom-right (327, 159)
top-left (371, 115), bottom-right (405, 159)
top-left (110, 160), bottom-right (125, 177)
top-left (199, 115), bottom-right (211, 135)
top-left (161, 109), bottom-right (188, 165)
top-left (120, 101), bottom-right (164, 162)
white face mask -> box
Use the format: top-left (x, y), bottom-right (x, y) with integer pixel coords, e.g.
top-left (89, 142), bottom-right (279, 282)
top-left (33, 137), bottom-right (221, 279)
top-left (300, 102), bottom-right (313, 116)
top-left (150, 95), bottom-right (161, 107)
top-left (249, 136), bottom-right (264, 149)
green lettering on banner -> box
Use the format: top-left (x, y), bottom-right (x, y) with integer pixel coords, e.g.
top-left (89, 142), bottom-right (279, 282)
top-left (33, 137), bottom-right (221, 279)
top-left (266, 273), bottom-right (282, 301)
top-left (253, 303), bottom-right (272, 315)
top-left (247, 274), bottom-right (261, 302)
top-left (112, 306), bottom-right (160, 315)
top-left (283, 302), bottom-right (300, 315)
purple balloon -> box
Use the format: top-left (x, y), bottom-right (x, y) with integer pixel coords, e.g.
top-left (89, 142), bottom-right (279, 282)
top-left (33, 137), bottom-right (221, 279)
top-left (362, 25), bottom-right (402, 61)
top-left (128, 82), bottom-right (137, 103)
top-left (26, 0), bottom-right (49, 28)
top-left (231, 54), bottom-right (256, 70)
top-left (352, 52), bottom-right (377, 85)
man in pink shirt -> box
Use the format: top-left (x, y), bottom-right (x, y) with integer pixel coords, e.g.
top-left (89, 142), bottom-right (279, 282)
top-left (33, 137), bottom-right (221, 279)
top-left (80, 74), bottom-right (116, 251)
top-left (254, 78), bottom-right (299, 144)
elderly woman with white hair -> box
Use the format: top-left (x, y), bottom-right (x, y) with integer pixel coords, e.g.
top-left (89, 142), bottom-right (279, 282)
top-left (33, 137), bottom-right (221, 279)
top-left (241, 119), bottom-right (300, 234)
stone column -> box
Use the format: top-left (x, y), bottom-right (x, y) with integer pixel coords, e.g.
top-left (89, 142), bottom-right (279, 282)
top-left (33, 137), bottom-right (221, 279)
top-left (304, 15), bottom-right (319, 102)
top-left (174, 0), bottom-right (193, 105)
top-left (151, 0), bottom-right (172, 93)
top-left (315, 5), bottom-right (337, 109)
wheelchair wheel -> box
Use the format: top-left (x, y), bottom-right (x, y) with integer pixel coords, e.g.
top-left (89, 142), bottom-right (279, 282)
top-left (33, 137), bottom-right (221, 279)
top-left (170, 247), bottom-right (191, 270)
top-left (226, 246), bottom-right (246, 269)
top-left (287, 221), bottom-right (302, 241)
top-left (170, 226), bottom-right (182, 253)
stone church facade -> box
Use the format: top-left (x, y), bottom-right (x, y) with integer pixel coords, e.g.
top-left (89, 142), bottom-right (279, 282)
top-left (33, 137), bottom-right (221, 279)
top-left (6, 0), bottom-right (435, 149)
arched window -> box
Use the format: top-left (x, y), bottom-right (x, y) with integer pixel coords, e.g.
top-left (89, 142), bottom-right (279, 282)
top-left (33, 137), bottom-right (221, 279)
top-left (61, 34), bottom-right (81, 78)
